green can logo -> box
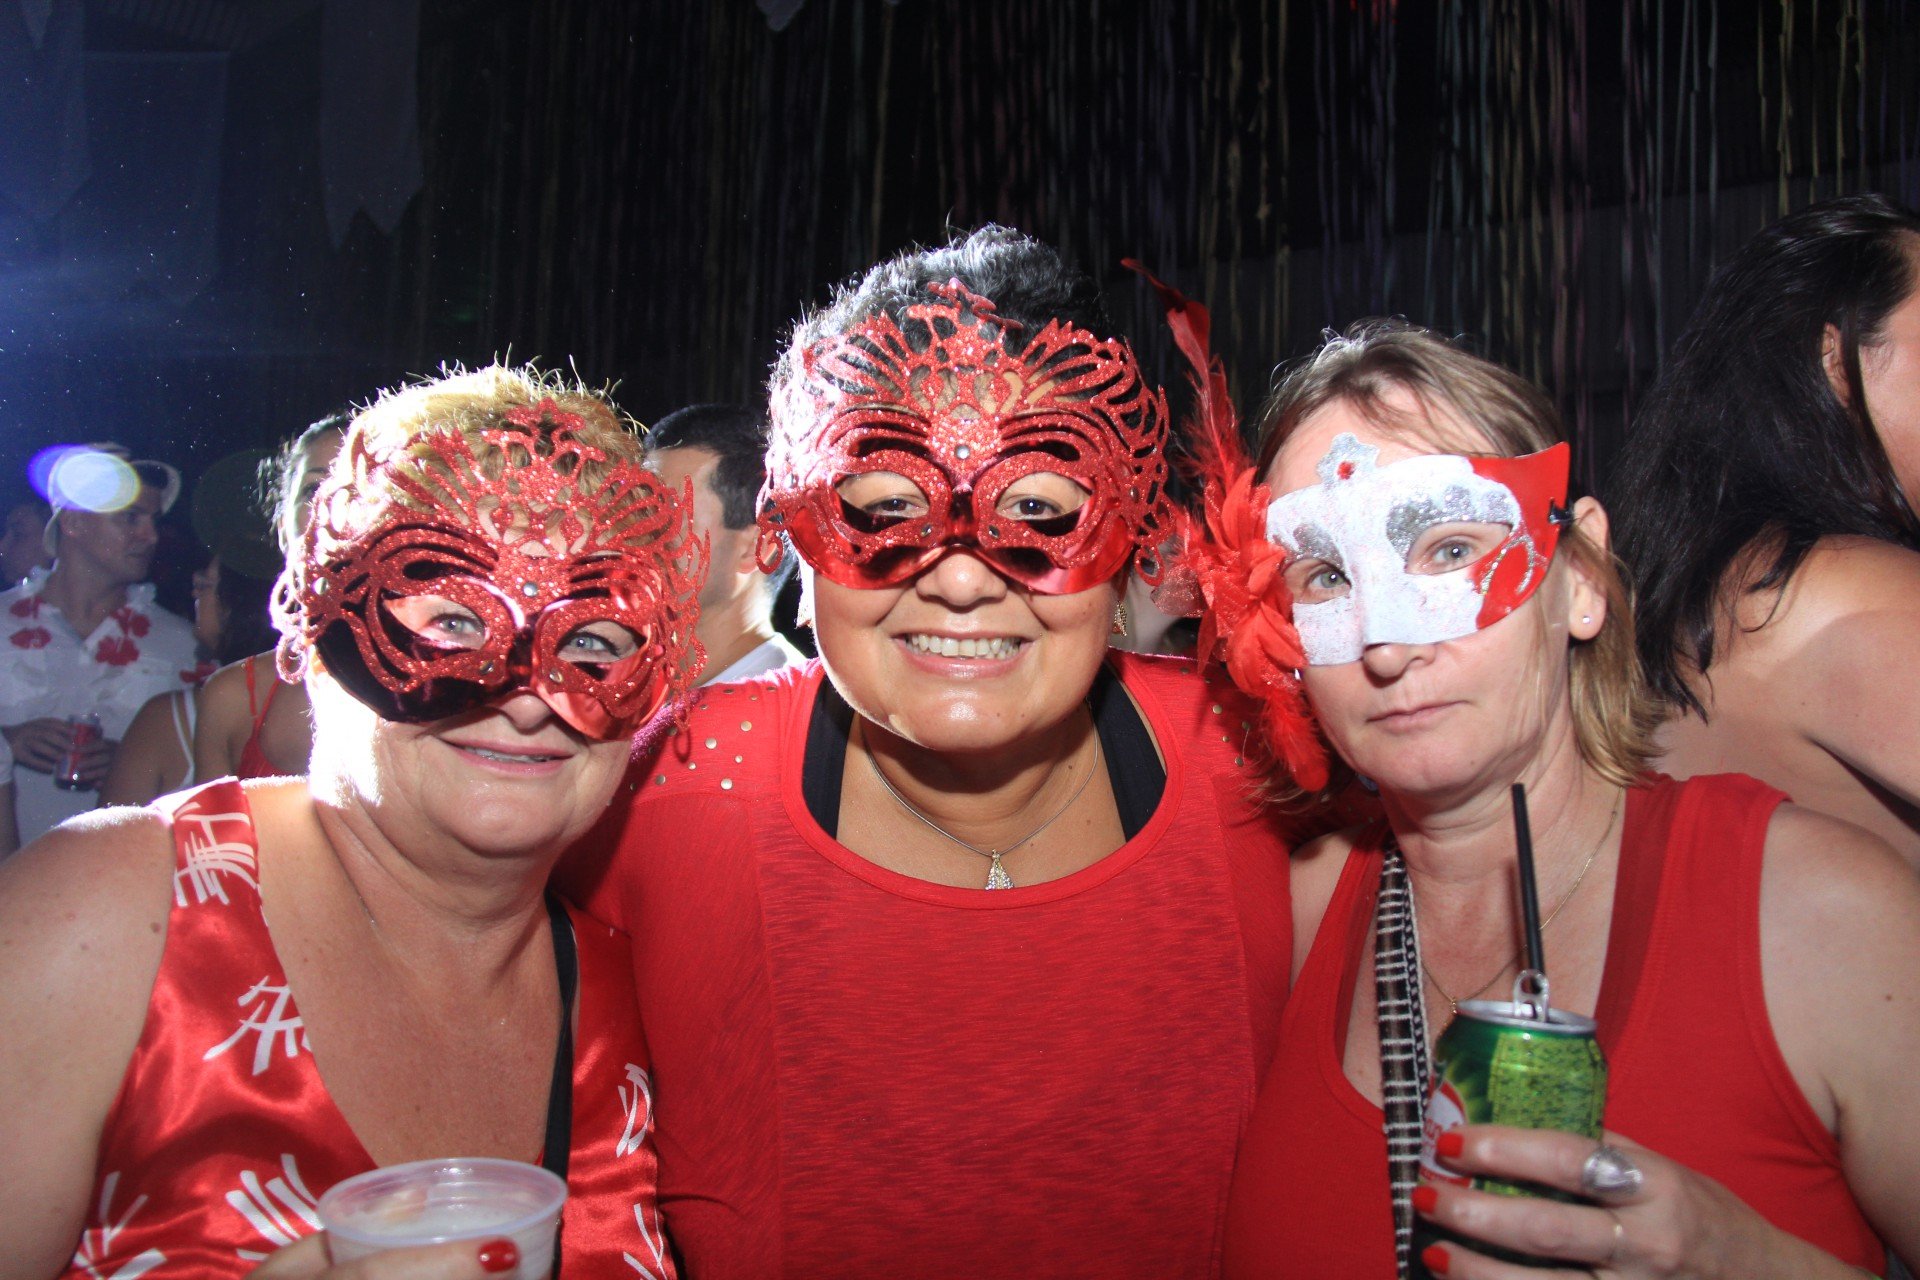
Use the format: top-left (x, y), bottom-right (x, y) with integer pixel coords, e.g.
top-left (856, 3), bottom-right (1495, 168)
top-left (1420, 1000), bottom-right (1608, 1198)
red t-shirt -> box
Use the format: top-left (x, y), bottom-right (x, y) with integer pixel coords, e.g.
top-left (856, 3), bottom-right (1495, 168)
top-left (560, 653), bottom-right (1303, 1279)
top-left (64, 779), bottom-right (675, 1280)
top-left (1223, 773), bottom-right (1886, 1277)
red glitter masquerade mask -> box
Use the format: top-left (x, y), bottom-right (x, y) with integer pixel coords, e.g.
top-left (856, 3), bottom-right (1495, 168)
top-left (759, 279), bottom-right (1173, 594)
top-left (275, 401), bottom-right (706, 740)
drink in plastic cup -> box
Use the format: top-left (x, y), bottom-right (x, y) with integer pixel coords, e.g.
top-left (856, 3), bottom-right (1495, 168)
top-left (317, 1157), bottom-right (566, 1278)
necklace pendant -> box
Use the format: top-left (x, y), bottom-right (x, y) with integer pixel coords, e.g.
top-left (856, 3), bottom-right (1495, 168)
top-left (984, 853), bottom-right (1014, 890)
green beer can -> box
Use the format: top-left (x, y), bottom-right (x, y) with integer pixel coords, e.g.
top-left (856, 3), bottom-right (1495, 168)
top-left (1410, 999), bottom-right (1608, 1275)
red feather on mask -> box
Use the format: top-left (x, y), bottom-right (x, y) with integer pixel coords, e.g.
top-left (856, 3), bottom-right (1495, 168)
top-left (1126, 262), bottom-right (1330, 793)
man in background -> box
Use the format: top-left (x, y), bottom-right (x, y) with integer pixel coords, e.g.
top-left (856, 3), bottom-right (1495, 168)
top-left (646, 404), bottom-right (802, 683)
top-left (0, 444), bottom-right (197, 844)
top-left (0, 489), bottom-right (52, 588)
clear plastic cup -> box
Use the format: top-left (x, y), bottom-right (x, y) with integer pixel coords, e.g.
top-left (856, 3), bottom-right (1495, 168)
top-left (317, 1157), bottom-right (566, 1278)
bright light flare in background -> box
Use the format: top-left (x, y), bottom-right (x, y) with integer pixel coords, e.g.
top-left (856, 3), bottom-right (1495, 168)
top-left (30, 445), bottom-right (140, 514)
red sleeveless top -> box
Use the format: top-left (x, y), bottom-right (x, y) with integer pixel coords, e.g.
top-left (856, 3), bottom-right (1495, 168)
top-left (62, 779), bottom-right (675, 1279)
top-left (236, 659), bottom-right (282, 779)
top-left (560, 654), bottom-right (1304, 1280)
top-left (1223, 773), bottom-right (1886, 1277)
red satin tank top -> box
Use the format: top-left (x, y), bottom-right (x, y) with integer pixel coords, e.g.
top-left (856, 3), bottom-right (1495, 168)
top-left (1223, 772), bottom-right (1886, 1277)
top-left (61, 779), bottom-right (675, 1279)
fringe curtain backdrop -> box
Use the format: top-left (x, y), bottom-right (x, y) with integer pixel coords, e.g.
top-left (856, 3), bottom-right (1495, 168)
top-left (340, 0), bottom-right (1916, 483)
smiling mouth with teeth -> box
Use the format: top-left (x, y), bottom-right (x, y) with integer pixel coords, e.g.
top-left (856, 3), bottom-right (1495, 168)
top-left (905, 634), bottom-right (1024, 660)
top-left (463, 746), bottom-right (564, 763)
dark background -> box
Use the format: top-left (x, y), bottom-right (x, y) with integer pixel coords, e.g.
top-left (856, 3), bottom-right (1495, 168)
top-left (3, 0), bottom-right (1916, 604)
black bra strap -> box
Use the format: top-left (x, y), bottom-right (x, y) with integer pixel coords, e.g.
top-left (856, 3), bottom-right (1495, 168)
top-left (803, 662), bottom-right (1165, 840)
top-left (540, 891), bottom-right (577, 1181)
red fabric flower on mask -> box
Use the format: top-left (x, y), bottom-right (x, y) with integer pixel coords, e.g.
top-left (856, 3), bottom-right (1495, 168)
top-left (1129, 263), bottom-right (1330, 793)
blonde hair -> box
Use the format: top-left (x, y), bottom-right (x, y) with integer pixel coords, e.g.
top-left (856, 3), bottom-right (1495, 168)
top-left (1258, 320), bottom-right (1662, 787)
top-left (275, 362), bottom-right (680, 679)
top-left (335, 364), bottom-right (636, 522)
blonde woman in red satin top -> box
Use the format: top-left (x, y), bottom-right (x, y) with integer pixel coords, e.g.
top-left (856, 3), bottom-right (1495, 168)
top-left (0, 366), bottom-right (702, 1279)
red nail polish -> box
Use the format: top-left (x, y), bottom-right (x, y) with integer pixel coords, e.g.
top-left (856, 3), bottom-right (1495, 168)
top-left (1435, 1129), bottom-right (1464, 1159)
top-left (1421, 1243), bottom-right (1451, 1276)
top-left (1412, 1184), bottom-right (1439, 1214)
top-left (478, 1239), bottom-right (520, 1274)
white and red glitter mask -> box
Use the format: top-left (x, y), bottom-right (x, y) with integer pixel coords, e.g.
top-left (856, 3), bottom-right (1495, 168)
top-left (1265, 433), bottom-right (1571, 666)
top-left (760, 279), bottom-right (1173, 594)
top-left (275, 401), bottom-right (707, 740)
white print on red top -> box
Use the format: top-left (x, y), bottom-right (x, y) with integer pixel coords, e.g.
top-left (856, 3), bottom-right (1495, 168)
top-left (172, 810), bottom-right (260, 908)
top-left (620, 1062), bottom-right (672, 1279)
top-left (72, 1172), bottom-right (166, 1279)
top-left (228, 1154), bottom-right (322, 1262)
top-left (203, 978), bottom-right (309, 1076)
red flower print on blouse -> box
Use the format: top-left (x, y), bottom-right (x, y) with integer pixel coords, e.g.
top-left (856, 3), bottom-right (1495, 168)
top-left (10, 597), bottom-right (39, 619)
top-left (10, 627), bottom-right (51, 649)
top-left (112, 607), bottom-right (151, 639)
top-left (95, 635), bottom-right (141, 666)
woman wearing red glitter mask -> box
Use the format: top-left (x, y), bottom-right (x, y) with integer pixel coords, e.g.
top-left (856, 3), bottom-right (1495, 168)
top-left (558, 227), bottom-right (1327, 1280)
top-left (0, 366), bottom-right (703, 1278)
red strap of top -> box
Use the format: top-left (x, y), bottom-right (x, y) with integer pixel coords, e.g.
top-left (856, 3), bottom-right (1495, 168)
top-left (238, 659), bottom-right (283, 780)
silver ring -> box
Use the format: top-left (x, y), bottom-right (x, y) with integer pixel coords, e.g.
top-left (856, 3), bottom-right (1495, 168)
top-left (1603, 1207), bottom-right (1626, 1263)
top-left (1580, 1143), bottom-right (1645, 1201)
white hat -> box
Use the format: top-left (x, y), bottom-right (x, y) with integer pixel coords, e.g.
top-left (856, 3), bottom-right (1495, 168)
top-left (44, 442), bottom-right (182, 555)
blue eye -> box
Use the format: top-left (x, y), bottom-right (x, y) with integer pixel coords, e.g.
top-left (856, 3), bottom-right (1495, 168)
top-left (558, 625), bottom-right (640, 664)
top-left (1286, 559), bottom-right (1351, 604)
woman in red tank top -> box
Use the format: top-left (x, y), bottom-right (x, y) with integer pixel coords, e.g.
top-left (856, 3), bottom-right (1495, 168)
top-left (1197, 323), bottom-right (1920, 1278)
top-left (0, 367), bottom-right (706, 1278)
top-left (193, 415), bottom-right (349, 785)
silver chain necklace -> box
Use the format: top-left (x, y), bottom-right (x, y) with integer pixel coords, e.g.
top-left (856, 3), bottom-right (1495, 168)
top-left (865, 732), bottom-right (1101, 890)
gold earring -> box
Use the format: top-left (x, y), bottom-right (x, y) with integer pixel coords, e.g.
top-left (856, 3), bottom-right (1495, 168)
top-left (1111, 601), bottom-right (1130, 637)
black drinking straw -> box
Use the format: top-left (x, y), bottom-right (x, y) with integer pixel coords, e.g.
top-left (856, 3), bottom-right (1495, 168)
top-left (1511, 783), bottom-right (1548, 993)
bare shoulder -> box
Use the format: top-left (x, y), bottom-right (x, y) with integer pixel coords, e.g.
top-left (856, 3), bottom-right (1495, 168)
top-left (1291, 826), bottom-right (1362, 979)
top-left (1797, 534), bottom-right (1920, 588)
top-left (194, 654), bottom-right (274, 775)
top-left (0, 808), bottom-right (175, 1273)
top-left (1754, 536), bottom-right (1920, 635)
top-left (0, 806), bottom-right (176, 1009)
top-left (1728, 540), bottom-right (1920, 788)
top-left (197, 654), bottom-right (268, 723)
top-left (1758, 803), bottom-right (1920, 1100)
top-left (1756, 802), bottom-right (1920, 1247)
top-left (123, 689), bottom-right (180, 736)
top-left (1759, 801), bottom-right (1920, 942)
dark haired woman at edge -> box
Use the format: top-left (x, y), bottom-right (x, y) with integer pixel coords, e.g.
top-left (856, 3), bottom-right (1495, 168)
top-left (1608, 194), bottom-right (1920, 866)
